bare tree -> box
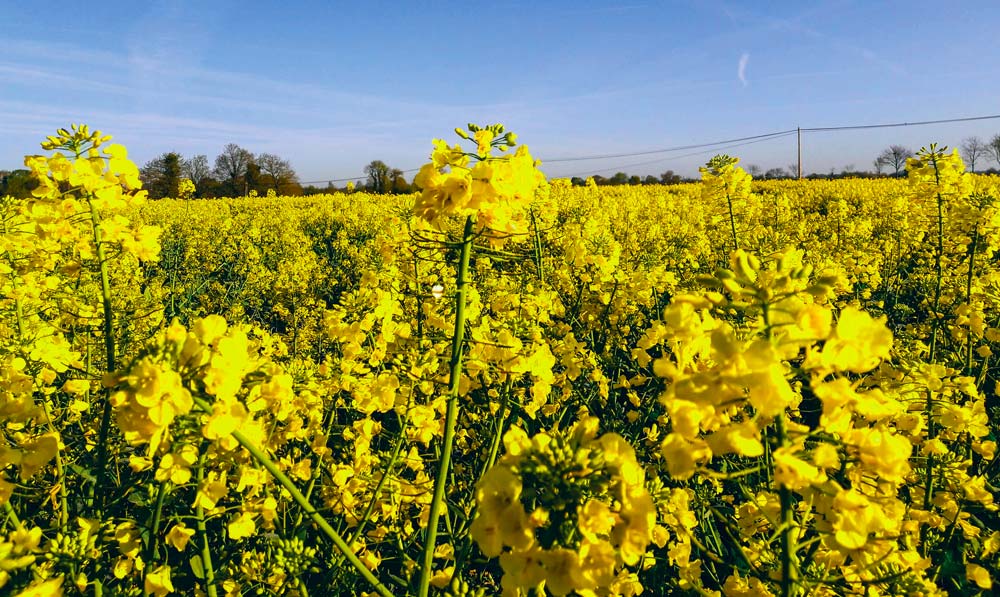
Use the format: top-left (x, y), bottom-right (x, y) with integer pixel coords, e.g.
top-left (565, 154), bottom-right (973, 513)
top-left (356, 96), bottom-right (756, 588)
top-left (960, 137), bottom-right (985, 172)
top-left (988, 134), bottom-right (1000, 170)
top-left (877, 145), bottom-right (913, 176)
top-left (746, 164), bottom-right (762, 177)
top-left (787, 163), bottom-right (800, 178)
top-left (214, 143), bottom-right (254, 195)
top-left (256, 153), bottom-right (298, 193)
top-left (873, 157), bottom-right (887, 175)
top-left (364, 160), bottom-right (391, 193)
top-left (183, 155), bottom-right (211, 191)
top-left (765, 167), bottom-right (787, 179)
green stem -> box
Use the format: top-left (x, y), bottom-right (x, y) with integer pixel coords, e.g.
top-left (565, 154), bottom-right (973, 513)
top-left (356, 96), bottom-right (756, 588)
top-left (923, 389), bottom-right (937, 515)
top-left (776, 416), bottom-right (797, 597)
top-left (89, 198), bottom-right (118, 517)
top-left (293, 406), bottom-right (338, 532)
top-left (417, 215), bottom-right (475, 597)
top-left (413, 250), bottom-right (424, 341)
top-left (146, 480), bottom-right (170, 567)
top-left (923, 154), bottom-right (945, 548)
top-left (726, 191), bottom-right (739, 252)
top-left (764, 302), bottom-right (796, 596)
top-left (479, 382), bottom-right (510, 480)
top-left (928, 155), bottom-right (944, 363)
top-left (3, 501), bottom-right (22, 531)
top-left (347, 411), bottom-right (410, 547)
top-left (190, 396), bottom-right (394, 597)
top-left (195, 443), bottom-right (219, 597)
top-left (965, 226), bottom-right (979, 376)
top-left (530, 208), bottom-right (544, 282)
top-left (40, 400), bottom-right (69, 533)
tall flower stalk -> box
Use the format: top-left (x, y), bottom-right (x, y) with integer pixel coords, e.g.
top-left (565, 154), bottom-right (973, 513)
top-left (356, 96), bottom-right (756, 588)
top-left (701, 154), bottom-right (752, 254)
top-left (418, 215), bottom-right (474, 597)
top-left (905, 145), bottom-right (970, 515)
top-left (410, 124), bottom-right (546, 596)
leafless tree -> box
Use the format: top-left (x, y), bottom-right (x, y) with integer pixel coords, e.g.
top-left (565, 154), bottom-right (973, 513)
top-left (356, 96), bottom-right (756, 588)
top-left (873, 157), bottom-right (887, 175)
top-left (960, 137), bottom-right (986, 172)
top-left (987, 134), bottom-right (1000, 170)
top-left (256, 153), bottom-right (298, 193)
top-left (183, 155), bottom-right (211, 189)
top-left (213, 143), bottom-right (253, 195)
top-left (877, 145), bottom-right (913, 176)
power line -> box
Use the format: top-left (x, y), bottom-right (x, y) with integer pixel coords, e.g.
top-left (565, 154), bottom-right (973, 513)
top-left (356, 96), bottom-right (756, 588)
top-left (555, 113), bottom-right (1000, 179)
top-left (297, 112), bottom-right (1000, 185)
top-left (298, 132), bottom-right (797, 186)
top-left (542, 129), bottom-right (796, 162)
top-left (560, 131), bottom-right (798, 178)
top-left (802, 113), bottom-right (1000, 132)
top-left (299, 167), bottom-right (421, 186)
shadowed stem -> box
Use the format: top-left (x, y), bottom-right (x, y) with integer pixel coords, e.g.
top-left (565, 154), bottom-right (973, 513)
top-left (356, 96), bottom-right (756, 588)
top-left (195, 442), bottom-right (219, 597)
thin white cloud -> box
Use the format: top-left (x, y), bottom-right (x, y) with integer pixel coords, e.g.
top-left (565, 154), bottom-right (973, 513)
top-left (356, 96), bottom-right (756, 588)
top-left (738, 52), bottom-right (750, 86)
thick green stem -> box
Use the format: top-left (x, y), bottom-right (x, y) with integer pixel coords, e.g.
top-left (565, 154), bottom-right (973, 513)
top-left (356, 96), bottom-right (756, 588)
top-left (530, 208), bottom-right (544, 282)
top-left (923, 155), bottom-right (945, 536)
top-left (3, 501), bottom-right (22, 531)
top-left (928, 156), bottom-right (944, 363)
top-left (764, 303), bottom-right (796, 596)
top-left (726, 191), bottom-right (739, 252)
top-left (418, 215), bottom-right (475, 597)
top-left (89, 200), bottom-right (118, 517)
top-left (965, 226), bottom-right (979, 376)
top-left (776, 416), bottom-right (797, 597)
top-left (146, 480), bottom-right (170, 566)
top-left (195, 443), bottom-right (219, 597)
top-left (191, 396), bottom-right (394, 597)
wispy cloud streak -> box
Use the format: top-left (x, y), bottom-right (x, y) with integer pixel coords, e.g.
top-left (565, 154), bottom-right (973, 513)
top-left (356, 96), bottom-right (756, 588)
top-left (738, 52), bottom-right (750, 86)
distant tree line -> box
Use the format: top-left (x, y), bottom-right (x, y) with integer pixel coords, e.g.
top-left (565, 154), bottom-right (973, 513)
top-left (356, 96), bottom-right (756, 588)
top-left (297, 160), bottom-right (413, 195)
top-left (564, 170), bottom-right (693, 186)
top-left (864, 135), bottom-right (1000, 178)
top-left (559, 134), bottom-right (1000, 185)
top-left (6, 134), bottom-right (1000, 198)
top-left (138, 144), bottom-right (303, 198)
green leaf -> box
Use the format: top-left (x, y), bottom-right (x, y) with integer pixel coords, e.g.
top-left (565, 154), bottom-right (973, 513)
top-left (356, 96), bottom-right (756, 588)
top-left (69, 463), bottom-right (97, 483)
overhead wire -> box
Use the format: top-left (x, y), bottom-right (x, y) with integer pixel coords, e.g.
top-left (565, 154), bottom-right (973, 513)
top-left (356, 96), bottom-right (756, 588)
top-left (296, 112), bottom-right (1000, 185)
top-left (559, 130), bottom-right (798, 178)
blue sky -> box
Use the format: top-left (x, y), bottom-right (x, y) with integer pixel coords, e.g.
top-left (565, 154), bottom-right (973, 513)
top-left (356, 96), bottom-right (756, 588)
top-left (3, 1), bottom-right (1000, 182)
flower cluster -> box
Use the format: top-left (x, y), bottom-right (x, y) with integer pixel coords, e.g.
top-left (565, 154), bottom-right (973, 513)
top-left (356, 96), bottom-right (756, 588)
top-left (471, 417), bottom-right (654, 596)
top-left (413, 124), bottom-right (547, 237)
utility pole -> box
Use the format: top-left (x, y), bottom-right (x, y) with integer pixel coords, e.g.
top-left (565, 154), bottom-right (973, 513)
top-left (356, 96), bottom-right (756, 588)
top-left (797, 127), bottom-right (802, 180)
